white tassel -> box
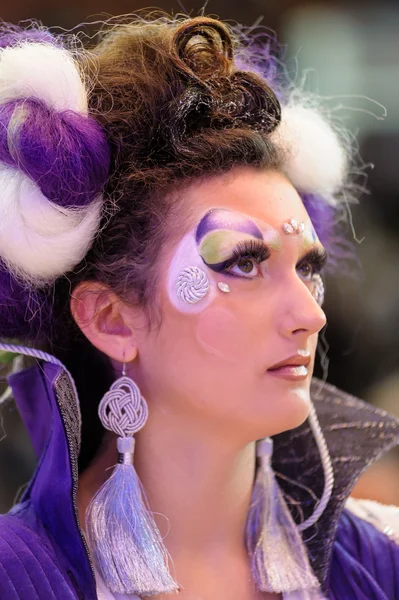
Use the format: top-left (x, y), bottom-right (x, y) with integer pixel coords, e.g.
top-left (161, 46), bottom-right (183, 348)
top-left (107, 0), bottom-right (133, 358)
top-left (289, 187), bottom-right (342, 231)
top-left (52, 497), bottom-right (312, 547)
top-left (86, 375), bottom-right (180, 596)
top-left (85, 437), bottom-right (179, 596)
top-left (245, 438), bottom-right (320, 594)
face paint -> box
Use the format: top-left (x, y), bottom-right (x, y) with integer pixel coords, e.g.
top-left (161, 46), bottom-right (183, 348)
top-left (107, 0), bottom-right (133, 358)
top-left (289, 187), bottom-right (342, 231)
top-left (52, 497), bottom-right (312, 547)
top-left (302, 224), bottom-right (319, 249)
top-left (167, 233), bottom-right (216, 313)
top-left (309, 221), bottom-right (318, 243)
top-left (196, 208), bottom-right (280, 273)
top-left (199, 229), bottom-right (264, 271)
top-left (167, 207), bottom-right (326, 313)
top-left (195, 208), bottom-right (264, 243)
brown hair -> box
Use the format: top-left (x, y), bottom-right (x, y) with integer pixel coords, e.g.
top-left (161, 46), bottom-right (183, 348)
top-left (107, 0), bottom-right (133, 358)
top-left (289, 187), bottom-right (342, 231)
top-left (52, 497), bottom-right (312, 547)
top-left (51, 14), bottom-right (284, 470)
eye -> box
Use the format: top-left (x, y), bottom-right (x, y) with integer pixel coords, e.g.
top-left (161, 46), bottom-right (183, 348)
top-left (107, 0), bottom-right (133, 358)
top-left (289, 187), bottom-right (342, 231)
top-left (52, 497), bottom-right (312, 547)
top-left (297, 261), bottom-right (314, 281)
top-left (222, 240), bottom-right (270, 279)
top-left (296, 247), bottom-right (328, 282)
top-left (229, 257), bottom-right (261, 278)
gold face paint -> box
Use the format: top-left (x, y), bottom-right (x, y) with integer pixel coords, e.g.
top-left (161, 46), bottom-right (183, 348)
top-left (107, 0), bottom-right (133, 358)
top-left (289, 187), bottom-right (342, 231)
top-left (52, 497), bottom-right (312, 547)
top-left (199, 230), bottom-right (262, 266)
top-left (196, 208), bottom-right (281, 273)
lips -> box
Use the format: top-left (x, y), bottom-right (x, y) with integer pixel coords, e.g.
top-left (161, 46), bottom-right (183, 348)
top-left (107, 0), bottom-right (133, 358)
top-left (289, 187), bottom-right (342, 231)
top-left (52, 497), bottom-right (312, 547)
top-left (268, 351), bottom-right (311, 371)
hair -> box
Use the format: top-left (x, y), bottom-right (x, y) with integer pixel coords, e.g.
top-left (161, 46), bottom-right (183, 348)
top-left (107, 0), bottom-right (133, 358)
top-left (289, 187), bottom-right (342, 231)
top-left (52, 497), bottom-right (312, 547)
top-left (0, 13), bottom-right (357, 471)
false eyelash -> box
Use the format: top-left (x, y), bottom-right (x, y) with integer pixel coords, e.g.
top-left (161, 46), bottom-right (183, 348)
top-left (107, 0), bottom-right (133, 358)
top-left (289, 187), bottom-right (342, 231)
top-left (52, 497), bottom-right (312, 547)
top-left (297, 247), bottom-right (329, 276)
top-left (222, 239), bottom-right (271, 271)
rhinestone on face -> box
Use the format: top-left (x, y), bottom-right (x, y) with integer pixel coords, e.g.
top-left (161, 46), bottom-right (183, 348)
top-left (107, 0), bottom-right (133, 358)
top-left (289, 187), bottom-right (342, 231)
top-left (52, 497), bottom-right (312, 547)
top-left (282, 218), bottom-right (305, 235)
top-left (282, 222), bottom-right (295, 234)
top-left (217, 282), bottom-right (231, 293)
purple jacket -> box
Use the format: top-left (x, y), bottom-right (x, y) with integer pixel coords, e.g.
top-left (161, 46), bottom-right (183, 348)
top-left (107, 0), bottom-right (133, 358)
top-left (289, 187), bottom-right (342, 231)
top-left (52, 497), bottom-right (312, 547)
top-left (1, 361), bottom-right (399, 599)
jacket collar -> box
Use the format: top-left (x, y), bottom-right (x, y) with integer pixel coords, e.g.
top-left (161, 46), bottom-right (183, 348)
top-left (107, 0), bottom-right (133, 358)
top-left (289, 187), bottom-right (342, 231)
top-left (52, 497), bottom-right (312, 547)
top-left (8, 362), bottom-right (399, 596)
top-left (273, 377), bottom-right (399, 591)
top-left (8, 362), bottom-right (97, 599)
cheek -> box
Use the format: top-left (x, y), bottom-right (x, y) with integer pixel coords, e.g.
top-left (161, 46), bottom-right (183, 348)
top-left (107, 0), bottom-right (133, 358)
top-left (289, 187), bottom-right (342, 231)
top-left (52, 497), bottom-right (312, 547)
top-left (195, 306), bottom-right (252, 364)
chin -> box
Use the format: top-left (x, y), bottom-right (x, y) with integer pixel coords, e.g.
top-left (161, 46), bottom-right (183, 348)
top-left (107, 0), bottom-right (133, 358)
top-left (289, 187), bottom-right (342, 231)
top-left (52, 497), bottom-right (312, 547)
top-left (253, 385), bottom-right (311, 438)
top-left (280, 402), bottom-right (310, 433)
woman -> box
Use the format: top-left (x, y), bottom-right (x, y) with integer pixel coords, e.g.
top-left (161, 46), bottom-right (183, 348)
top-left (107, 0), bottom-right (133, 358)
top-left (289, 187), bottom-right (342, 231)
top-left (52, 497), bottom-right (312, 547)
top-left (0, 14), bottom-right (398, 600)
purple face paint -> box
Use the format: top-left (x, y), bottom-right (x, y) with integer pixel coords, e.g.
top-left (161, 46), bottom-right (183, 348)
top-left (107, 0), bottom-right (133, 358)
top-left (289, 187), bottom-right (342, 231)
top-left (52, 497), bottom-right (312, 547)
top-left (195, 208), bottom-right (264, 244)
top-left (196, 208), bottom-right (280, 274)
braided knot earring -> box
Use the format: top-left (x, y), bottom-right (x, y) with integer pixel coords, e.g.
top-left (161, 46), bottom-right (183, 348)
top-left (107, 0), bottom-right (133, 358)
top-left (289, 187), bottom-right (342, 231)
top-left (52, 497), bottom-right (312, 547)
top-left (85, 362), bottom-right (179, 596)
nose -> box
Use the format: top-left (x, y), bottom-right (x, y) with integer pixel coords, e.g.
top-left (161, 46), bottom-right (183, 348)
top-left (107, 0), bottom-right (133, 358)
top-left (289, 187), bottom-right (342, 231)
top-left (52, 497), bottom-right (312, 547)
top-left (280, 276), bottom-right (327, 338)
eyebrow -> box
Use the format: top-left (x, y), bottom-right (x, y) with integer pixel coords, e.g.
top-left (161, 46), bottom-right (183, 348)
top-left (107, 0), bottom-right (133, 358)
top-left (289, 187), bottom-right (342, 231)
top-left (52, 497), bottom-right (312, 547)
top-left (196, 209), bottom-right (329, 268)
top-left (260, 239), bottom-right (328, 267)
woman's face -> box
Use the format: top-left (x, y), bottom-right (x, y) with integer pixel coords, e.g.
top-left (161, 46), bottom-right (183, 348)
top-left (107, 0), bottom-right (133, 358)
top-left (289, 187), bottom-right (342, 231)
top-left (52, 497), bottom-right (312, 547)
top-left (129, 167), bottom-right (327, 442)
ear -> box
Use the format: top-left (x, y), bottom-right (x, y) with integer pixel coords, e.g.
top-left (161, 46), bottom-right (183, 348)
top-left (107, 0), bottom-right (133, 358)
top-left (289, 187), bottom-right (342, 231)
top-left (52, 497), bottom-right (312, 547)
top-left (70, 282), bottom-right (138, 363)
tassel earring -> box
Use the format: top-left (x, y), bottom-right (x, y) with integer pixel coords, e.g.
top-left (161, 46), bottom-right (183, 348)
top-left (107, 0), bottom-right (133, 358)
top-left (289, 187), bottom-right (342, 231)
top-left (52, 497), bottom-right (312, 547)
top-left (245, 438), bottom-right (320, 594)
top-left (85, 363), bottom-right (179, 596)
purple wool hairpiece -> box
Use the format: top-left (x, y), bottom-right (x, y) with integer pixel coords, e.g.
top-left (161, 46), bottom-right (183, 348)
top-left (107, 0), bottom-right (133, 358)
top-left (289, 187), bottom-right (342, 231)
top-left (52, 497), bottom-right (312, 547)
top-left (0, 25), bottom-right (111, 341)
top-left (0, 23), bottom-right (56, 49)
top-left (0, 267), bottom-right (52, 341)
top-left (233, 25), bottom-right (288, 103)
top-left (301, 193), bottom-right (336, 246)
top-left (0, 98), bottom-right (110, 208)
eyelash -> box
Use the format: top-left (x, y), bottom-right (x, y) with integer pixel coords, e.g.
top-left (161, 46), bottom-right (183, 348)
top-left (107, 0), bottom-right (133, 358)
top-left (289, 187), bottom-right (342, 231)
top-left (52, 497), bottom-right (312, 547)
top-left (221, 240), bottom-right (270, 278)
top-left (296, 248), bottom-right (328, 280)
top-left (222, 240), bottom-right (328, 280)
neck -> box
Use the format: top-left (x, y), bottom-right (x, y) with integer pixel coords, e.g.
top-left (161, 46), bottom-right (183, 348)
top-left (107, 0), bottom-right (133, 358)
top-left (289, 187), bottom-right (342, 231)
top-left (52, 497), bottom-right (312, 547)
top-left (77, 410), bottom-right (257, 566)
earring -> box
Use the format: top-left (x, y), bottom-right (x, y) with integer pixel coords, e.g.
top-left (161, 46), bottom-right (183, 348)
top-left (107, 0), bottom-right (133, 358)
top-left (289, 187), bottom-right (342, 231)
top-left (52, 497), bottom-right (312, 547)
top-left (245, 438), bottom-right (320, 594)
top-left (85, 362), bottom-right (179, 596)
top-left (176, 265), bottom-right (210, 303)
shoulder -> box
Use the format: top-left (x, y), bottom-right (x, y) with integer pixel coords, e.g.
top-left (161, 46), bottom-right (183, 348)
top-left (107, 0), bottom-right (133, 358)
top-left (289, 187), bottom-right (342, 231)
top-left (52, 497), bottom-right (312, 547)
top-left (329, 498), bottom-right (399, 599)
top-left (0, 510), bottom-right (78, 599)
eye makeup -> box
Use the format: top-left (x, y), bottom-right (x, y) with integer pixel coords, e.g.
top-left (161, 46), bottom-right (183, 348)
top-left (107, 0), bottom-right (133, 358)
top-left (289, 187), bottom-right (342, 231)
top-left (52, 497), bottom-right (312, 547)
top-left (195, 208), bottom-right (264, 244)
top-left (195, 208), bottom-right (328, 283)
top-left (196, 208), bottom-right (280, 273)
top-left (296, 246), bottom-right (329, 279)
top-left (310, 223), bottom-right (318, 243)
top-left (212, 238), bottom-right (271, 277)
top-left (198, 230), bottom-right (270, 272)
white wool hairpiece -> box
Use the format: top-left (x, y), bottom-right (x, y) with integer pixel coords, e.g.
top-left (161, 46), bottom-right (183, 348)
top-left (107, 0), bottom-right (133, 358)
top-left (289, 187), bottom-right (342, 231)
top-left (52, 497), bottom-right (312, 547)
top-left (0, 41), bottom-right (103, 284)
top-left (0, 167), bottom-right (102, 283)
top-left (0, 42), bottom-right (88, 113)
top-left (272, 103), bottom-right (349, 202)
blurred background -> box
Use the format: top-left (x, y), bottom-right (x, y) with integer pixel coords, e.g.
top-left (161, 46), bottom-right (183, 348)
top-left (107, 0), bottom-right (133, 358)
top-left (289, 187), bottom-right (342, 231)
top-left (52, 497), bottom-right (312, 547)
top-left (1, 0), bottom-right (399, 510)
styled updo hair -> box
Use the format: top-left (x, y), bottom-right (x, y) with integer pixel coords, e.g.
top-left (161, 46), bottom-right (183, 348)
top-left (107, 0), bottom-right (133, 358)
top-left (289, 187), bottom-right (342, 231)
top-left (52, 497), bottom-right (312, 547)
top-left (0, 15), bottom-right (355, 470)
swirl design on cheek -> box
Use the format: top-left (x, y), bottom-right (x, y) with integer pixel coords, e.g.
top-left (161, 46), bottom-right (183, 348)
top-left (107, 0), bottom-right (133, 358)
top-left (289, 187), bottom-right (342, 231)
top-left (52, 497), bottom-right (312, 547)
top-left (176, 266), bottom-right (210, 303)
